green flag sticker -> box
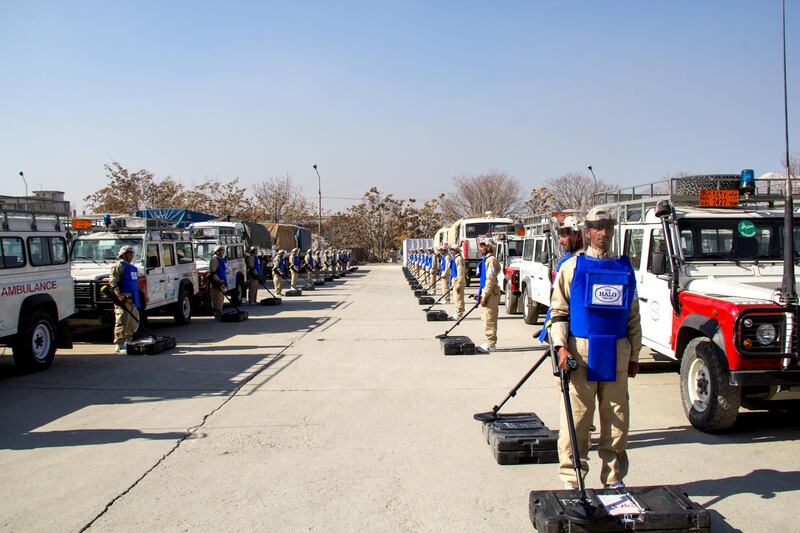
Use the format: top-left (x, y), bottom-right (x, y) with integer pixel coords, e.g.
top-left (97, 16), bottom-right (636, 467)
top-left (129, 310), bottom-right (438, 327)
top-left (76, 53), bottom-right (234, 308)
top-left (738, 220), bottom-right (757, 238)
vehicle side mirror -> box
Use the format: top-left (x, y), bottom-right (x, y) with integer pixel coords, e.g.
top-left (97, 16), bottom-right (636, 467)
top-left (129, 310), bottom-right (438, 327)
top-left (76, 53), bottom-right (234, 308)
top-left (650, 252), bottom-right (666, 275)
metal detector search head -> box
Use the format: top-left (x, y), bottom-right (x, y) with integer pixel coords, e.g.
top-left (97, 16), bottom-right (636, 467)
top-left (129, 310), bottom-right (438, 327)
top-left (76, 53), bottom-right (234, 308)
top-left (473, 411), bottom-right (499, 422)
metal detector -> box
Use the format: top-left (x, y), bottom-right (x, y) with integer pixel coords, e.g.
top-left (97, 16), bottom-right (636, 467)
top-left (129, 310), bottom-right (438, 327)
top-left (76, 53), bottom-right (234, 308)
top-left (473, 350), bottom-right (551, 423)
top-left (422, 283), bottom-right (454, 312)
top-left (434, 298), bottom-right (480, 339)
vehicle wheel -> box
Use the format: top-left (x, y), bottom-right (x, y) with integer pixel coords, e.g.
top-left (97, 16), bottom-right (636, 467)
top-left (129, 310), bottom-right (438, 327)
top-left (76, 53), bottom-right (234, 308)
top-left (13, 310), bottom-right (57, 371)
top-left (173, 288), bottom-right (193, 325)
top-left (523, 294), bottom-right (539, 325)
top-left (680, 337), bottom-right (741, 432)
top-left (505, 292), bottom-right (520, 315)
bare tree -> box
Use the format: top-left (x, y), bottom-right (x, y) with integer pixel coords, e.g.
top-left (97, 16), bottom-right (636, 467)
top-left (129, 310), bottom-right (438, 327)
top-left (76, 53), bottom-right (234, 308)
top-left (440, 170), bottom-right (524, 220)
top-left (546, 172), bottom-right (618, 214)
top-left (252, 174), bottom-right (314, 225)
top-left (84, 161), bottom-right (186, 214)
top-left (525, 187), bottom-right (557, 216)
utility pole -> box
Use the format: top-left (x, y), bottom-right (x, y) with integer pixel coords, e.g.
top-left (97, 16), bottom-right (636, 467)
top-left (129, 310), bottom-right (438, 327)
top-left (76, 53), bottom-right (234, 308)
top-left (313, 164), bottom-right (323, 252)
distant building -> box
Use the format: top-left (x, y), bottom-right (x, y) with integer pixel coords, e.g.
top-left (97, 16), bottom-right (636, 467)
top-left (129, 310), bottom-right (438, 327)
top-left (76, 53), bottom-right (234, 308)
top-left (0, 191), bottom-right (70, 216)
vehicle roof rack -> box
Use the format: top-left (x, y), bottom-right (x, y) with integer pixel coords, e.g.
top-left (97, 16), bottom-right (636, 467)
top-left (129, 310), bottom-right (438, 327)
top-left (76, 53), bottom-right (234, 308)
top-left (1, 209), bottom-right (64, 232)
top-left (592, 174), bottom-right (800, 223)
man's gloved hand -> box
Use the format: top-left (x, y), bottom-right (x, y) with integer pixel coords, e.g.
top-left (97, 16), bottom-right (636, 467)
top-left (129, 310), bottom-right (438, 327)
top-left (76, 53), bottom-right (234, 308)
top-left (628, 361), bottom-right (639, 377)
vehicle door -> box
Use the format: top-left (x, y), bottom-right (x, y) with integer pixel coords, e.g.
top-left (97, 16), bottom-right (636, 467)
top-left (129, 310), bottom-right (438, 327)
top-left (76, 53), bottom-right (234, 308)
top-left (520, 237), bottom-right (535, 299)
top-left (530, 237), bottom-right (552, 306)
top-left (161, 243), bottom-right (178, 302)
top-left (0, 235), bottom-right (28, 337)
top-left (145, 242), bottom-right (166, 308)
top-left (635, 227), bottom-right (675, 355)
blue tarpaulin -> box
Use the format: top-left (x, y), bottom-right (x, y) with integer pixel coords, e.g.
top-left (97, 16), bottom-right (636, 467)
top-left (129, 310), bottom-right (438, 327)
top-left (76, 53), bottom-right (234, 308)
top-left (134, 208), bottom-right (215, 228)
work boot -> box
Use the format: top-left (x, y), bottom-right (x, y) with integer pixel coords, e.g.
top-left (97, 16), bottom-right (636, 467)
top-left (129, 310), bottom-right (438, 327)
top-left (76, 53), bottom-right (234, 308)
top-left (476, 343), bottom-right (496, 354)
top-left (563, 481), bottom-right (577, 490)
top-left (605, 481), bottom-right (625, 489)
top-left (114, 343), bottom-right (125, 354)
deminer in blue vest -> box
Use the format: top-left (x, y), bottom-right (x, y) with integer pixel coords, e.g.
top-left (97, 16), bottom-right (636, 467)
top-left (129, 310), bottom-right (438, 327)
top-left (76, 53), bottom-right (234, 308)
top-left (439, 244), bottom-right (452, 303)
top-left (304, 249), bottom-right (316, 287)
top-left (538, 215), bottom-right (584, 343)
top-left (289, 248), bottom-right (301, 289)
top-left (476, 239), bottom-right (502, 353)
top-left (272, 249), bottom-right (286, 296)
top-left (110, 245), bottom-right (140, 354)
top-left (448, 246), bottom-right (465, 320)
top-left (209, 245), bottom-right (228, 319)
top-left (549, 207), bottom-right (642, 490)
top-left (246, 246), bottom-right (262, 305)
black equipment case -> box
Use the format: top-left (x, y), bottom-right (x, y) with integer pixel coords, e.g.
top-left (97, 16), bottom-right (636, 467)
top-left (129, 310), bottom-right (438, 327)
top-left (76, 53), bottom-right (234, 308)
top-left (284, 289), bottom-right (302, 297)
top-left (481, 413), bottom-right (558, 465)
top-left (426, 310), bottom-right (449, 321)
top-left (260, 297), bottom-right (282, 306)
top-left (303, 284), bottom-right (315, 291)
top-left (440, 335), bottom-right (476, 355)
top-left (127, 335), bottom-right (176, 355)
top-left (529, 485), bottom-right (710, 533)
top-left (414, 289), bottom-right (428, 297)
top-left (313, 279), bottom-right (325, 286)
top-left (221, 309), bottom-right (249, 322)
top-left (418, 296), bottom-right (435, 305)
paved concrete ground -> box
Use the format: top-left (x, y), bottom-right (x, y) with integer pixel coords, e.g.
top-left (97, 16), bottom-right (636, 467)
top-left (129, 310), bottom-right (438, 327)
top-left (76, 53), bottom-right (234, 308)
top-left (1, 264), bottom-right (798, 532)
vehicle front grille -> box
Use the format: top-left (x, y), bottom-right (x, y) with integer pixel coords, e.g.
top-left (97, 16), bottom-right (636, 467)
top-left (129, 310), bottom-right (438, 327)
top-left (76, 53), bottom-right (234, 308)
top-left (74, 282), bottom-right (94, 306)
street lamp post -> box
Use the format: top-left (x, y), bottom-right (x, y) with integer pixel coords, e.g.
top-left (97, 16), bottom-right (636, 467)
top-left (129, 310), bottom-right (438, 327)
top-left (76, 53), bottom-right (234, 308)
top-left (19, 171), bottom-right (28, 198)
top-left (313, 164), bottom-right (323, 253)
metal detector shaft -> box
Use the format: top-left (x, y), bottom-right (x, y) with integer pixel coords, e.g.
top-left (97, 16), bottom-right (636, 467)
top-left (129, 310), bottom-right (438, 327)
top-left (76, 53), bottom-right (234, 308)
top-left (424, 283), bottom-right (454, 311)
top-left (258, 278), bottom-right (278, 298)
top-left (102, 286), bottom-right (146, 331)
top-left (438, 300), bottom-right (480, 338)
top-left (492, 350), bottom-right (551, 415)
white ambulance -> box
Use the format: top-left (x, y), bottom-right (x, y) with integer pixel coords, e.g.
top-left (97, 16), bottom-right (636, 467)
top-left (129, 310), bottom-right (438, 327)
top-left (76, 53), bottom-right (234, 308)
top-left (189, 220), bottom-right (247, 310)
top-left (0, 210), bottom-right (75, 370)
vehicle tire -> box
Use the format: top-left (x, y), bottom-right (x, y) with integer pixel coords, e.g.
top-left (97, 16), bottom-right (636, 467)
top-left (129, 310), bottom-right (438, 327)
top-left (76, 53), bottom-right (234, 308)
top-left (680, 337), bottom-right (741, 432)
top-left (13, 310), bottom-right (57, 371)
top-left (173, 288), bottom-right (193, 325)
top-left (505, 292), bottom-right (520, 315)
top-left (523, 294), bottom-right (539, 325)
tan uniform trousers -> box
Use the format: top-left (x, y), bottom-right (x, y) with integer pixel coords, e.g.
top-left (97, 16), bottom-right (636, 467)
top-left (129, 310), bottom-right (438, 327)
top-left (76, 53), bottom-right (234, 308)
top-left (113, 300), bottom-right (139, 345)
top-left (272, 272), bottom-right (283, 295)
top-left (210, 286), bottom-right (225, 316)
top-left (290, 270), bottom-right (299, 288)
top-left (306, 268), bottom-right (313, 286)
top-left (453, 281), bottom-right (465, 316)
top-left (429, 270), bottom-right (438, 294)
top-left (558, 337), bottom-right (631, 487)
top-left (440, 276), bottom-right (451, 303)
top-left (248, 277), bottom-right (259, 303)
top-left (481, 288), bottom-right (501, 344)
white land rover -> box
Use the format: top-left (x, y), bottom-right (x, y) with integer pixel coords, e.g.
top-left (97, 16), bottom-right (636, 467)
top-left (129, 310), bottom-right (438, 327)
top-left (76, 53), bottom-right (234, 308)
top-left (0, 210), bottom-right (75, 370)
top-left (69, 217), bottom-right (199, 326)
top-left (189, 220), bottom-right (247, 310)
top-left (518, 216), bottom-right (562, 325)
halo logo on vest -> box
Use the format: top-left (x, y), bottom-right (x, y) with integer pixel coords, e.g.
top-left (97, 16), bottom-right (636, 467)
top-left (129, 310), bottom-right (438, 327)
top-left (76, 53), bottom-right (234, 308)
top-left (591, 284), bottom-right (623, 306)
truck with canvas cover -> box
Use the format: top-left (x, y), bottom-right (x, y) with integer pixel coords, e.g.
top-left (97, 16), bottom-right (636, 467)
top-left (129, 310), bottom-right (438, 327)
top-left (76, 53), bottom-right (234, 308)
top-left (596, 172), bottom-right (800, 432)
top-left (0, 210), bottom-right (75, 371)
top-left (69, 216), bottom-right (199, 327)
top-left (264, 223), bottom-right (312, 253)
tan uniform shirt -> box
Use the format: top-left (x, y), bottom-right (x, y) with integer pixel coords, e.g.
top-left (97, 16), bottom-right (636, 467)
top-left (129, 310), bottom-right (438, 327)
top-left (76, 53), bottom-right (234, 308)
top-left (550, 246), bottom-right (642, 363)
top-left (210, 255), bottom-right (224, 285)
top-left (483, 253), bottom-right (501, 296)
top-left (246, 255), bottom-right (259, 279)
top-left (455, 255), bottom-right (466, 283)
top-left (109, 260), bottom-right (126, 294)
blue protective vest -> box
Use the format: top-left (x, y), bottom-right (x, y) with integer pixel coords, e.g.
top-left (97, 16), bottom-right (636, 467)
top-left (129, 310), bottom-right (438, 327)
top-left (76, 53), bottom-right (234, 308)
top-left (293, 255), bottom-right (300, 269)
top-left (308, 255), bottom-right (315, 269)
top-left (538, 251), bottom-right (575, 343)
top-left (476, 256), bottom-right (486, 301)
top-left (253, 256), bottom-right (262, 277)
top-left (279, 257), bottom-right (287, 275)
top-left (440, 256), bottom-right (446, 275)
top-left (450, 256), bottom-right (457, 279)
top-left (426, 256), bottom-right (432, 269)
top-left (120, 261), bottom-right (141, 308)
top-left (568, 255), bottom-right (635, 382)
top-left (215, 257), bottom-right (228, 288)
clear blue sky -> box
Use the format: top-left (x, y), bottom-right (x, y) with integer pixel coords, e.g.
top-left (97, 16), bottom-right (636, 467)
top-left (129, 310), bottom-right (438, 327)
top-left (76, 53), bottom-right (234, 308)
top-left (1, 0), bottom-right (798, 213)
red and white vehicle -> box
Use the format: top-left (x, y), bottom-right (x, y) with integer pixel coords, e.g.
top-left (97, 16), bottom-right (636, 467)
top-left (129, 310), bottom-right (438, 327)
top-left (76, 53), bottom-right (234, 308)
top-left (599, 173), bottom-right (800, 432)
top-left (189, 220), bottom-right (247, 310)
top-left (450, 213), bottom-right (513, 284)
top-left (69, 216), bottom-right (199, 327)
top-left (492, 230), bottom-right (524, 314)
top-left (518, 215), bottom-right (563, 325)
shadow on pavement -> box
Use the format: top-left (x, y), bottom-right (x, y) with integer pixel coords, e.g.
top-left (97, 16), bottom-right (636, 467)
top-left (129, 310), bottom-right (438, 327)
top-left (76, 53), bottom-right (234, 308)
top-left (1, 428), bottom-right (190, 450)
top-left (628, 412), bottom-right (800, 450)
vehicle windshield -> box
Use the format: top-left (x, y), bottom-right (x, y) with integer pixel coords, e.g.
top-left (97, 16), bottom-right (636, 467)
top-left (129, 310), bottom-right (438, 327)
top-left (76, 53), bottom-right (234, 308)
top-left (194, 242), bottom-right (217, 261)
top-left (507, 239), bottom-right (523, 257)
top-left (70, 238), bottom-right (143, 262)
top-left (465, 222), bottom-right (510, 238)
top-left (677, 218), bottom-right (800, 262)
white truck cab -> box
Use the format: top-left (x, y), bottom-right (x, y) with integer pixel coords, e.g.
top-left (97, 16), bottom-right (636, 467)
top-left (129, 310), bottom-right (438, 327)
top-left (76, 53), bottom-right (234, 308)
top-left (69, 216), bottom-right (199, 326)
top-left (190, 220), bottom-right (247, 309)
top-left (0, 210), bottom-right (75, 370)
top-left (451, 213), bottom-right (514, 284)
top-left (492, 230), bottom-right (524, 314)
